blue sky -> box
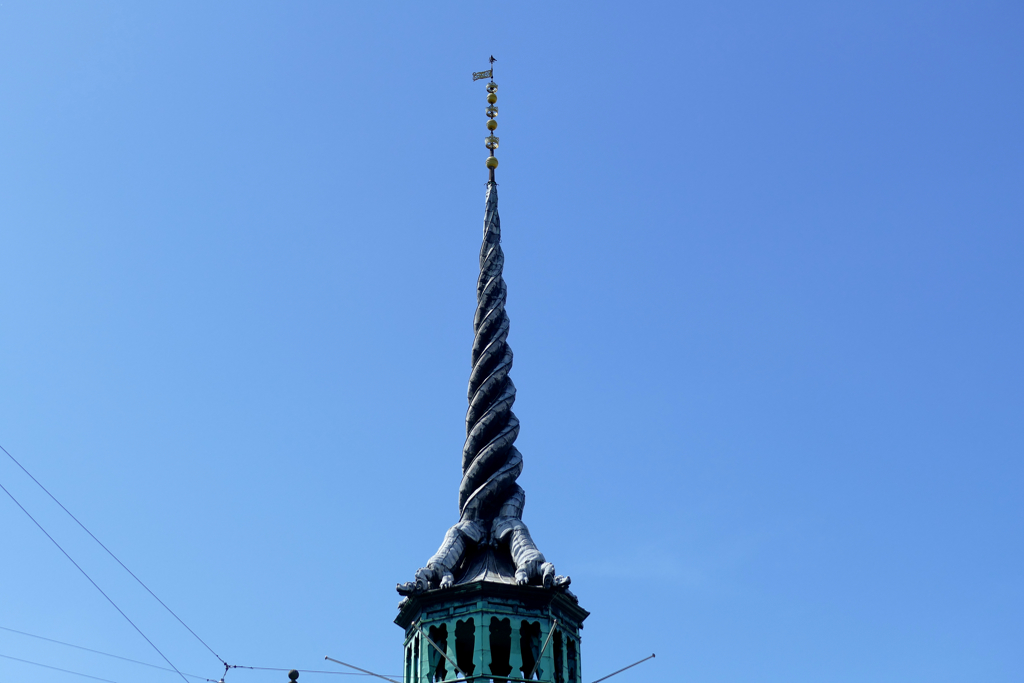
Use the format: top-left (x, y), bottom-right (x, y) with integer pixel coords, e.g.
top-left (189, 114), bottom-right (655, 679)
top-left (1, 2), bottom-right (1021, 682)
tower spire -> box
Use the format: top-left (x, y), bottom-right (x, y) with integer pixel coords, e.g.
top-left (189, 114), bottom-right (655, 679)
top-left (394, 62), bottom-right (588, 683)
top-left (397, 61), bottom-right (570, 595)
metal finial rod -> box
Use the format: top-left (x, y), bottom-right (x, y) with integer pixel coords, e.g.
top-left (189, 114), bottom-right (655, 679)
top-left (589, 654), bottom-right (657, 683)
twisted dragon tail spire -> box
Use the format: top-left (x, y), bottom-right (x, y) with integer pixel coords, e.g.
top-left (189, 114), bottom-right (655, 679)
top-left (459, 180), bottom-right (523, 520)
top-left (396, 178), bottom-right (570, 596)
top-left (395, 67), bottom-right (571, 597)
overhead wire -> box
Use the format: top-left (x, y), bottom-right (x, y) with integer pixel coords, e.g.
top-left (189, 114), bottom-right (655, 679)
top-left (0, 649), bottom-right (403, 683)
top-left (227, 667), bottom-right (399, 679)
top-left (0, 444), bottom-right (403, 683)
top-left (0, 479), bottom-right (191, 683)
top-left (0, 625), bottom-right (218, 682)
top-left (0, 442), bottom-right (228, 668)
top-left (0, 651), bottom-right (123, 683)
top-left (0, 444), bottom-right (406, 683)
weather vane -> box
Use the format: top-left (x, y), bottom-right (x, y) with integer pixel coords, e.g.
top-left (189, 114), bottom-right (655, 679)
top-left (472, 56), bottom-right (499, 181)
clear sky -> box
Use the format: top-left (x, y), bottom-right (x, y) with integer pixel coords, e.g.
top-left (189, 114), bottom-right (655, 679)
top-left (1, 2), bottom-right (1021, 682)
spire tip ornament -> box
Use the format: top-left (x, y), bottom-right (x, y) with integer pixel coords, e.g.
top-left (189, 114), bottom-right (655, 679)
top-left (473, 57), bottom-right (500, 179)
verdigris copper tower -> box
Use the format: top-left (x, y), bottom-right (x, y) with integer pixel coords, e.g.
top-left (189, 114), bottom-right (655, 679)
top-left (395, 61), bottom-right (588, 683)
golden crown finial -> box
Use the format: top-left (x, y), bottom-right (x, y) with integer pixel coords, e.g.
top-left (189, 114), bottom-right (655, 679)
top-left (473, 56), bottom-right (499, 180)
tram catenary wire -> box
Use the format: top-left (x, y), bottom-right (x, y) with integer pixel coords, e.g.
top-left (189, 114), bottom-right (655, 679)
top-left (231, 664), bottom-right (402, 677)
top-left (0, 624), bottom-right (400, 681)
top-left (0, 625), bottom-right (218, 681)
top-left (0, 651), bottom-right (124, 683)
top-left (0, 442), bottom-right (228, 667)
top-left (0, 478), bottom-right (190, 683)
top-left (0, 444), bottom-right (405, 682)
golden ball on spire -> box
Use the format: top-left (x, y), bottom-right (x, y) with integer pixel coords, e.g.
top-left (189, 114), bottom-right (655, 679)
top-left (487, 119), bottom-right (497, 131)
top-left (486, 156), bottom-right (499, 169)
top-left (487, 93), bottom-right (497, 104)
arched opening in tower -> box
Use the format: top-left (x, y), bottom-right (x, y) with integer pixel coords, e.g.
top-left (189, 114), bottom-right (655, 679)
top-left (488, 616), bottom-right (513, 678)
top-left (455, 618), bottom-right (475, 676)
top-left (519, 620), bottom-right (542, 680)
top-left (553, 630), bottom-right (565, 683)
top-left (567, 639), bottom-right (578, 683)
top-left (427, 624), bottom-right (448, 682)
